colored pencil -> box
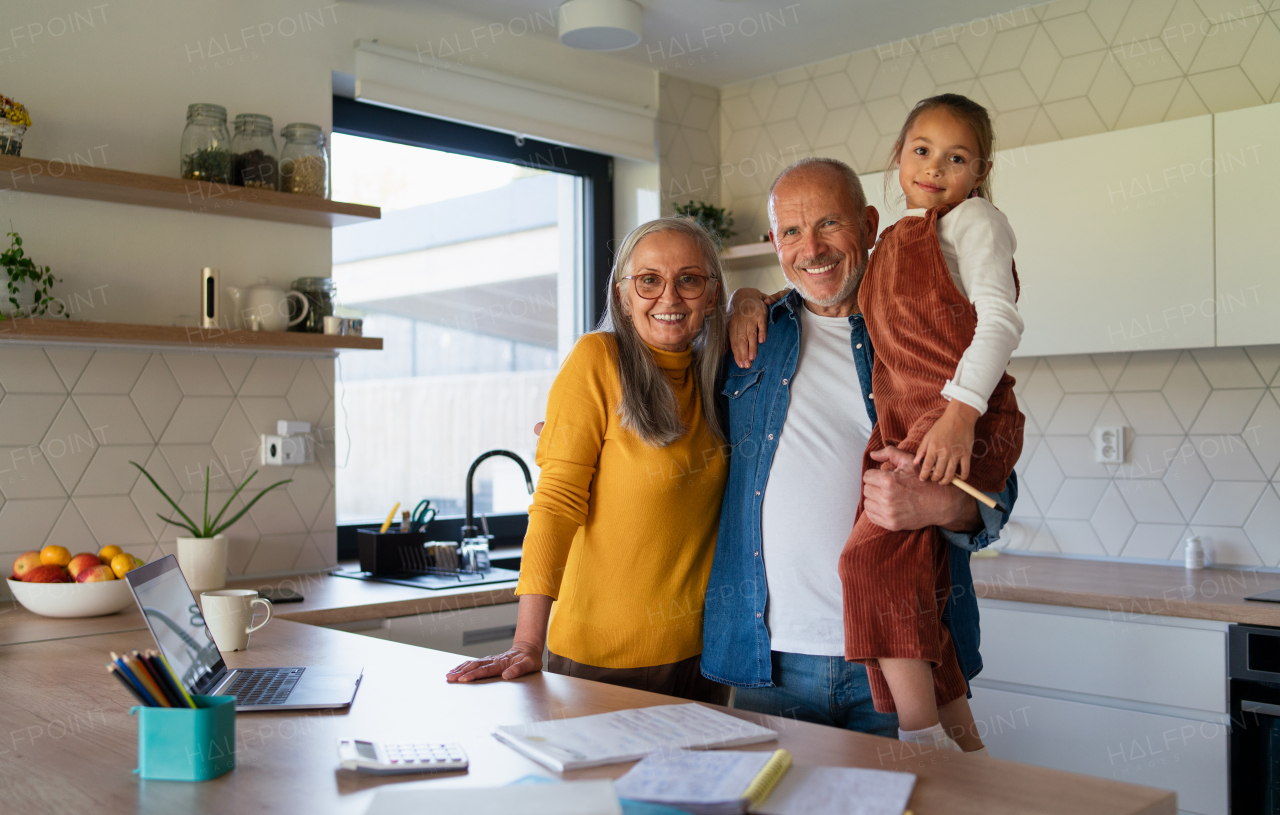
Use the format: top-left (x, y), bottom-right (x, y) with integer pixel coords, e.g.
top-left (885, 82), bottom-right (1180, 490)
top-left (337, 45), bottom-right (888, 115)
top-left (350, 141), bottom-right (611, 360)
top-left (119, 651), bottom-right (170, 707)
top-left (106, 663), bottom-right (150, 706)
top-left (137, 651), bottom-right (182, 708)
top-left (379, 502), bottom-right (400, 534)
top-left (151, 650), bottom-right (197, 708)
top-left (140, 647), bottom-right (185, 706)
top-left (110, 653), bottom-right (160, 707)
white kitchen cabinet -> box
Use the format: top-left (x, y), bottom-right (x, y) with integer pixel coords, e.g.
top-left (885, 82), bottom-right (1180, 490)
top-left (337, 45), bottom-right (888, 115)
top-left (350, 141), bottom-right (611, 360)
top-left (997, 115), bottom-right (1215, 356)
top-left (324, 601), bottom-right (519, 659)
top-left (1214, 101), bottom-right (1280, 347)
top-left (970, 686), bottom-right (1227, 815)
top-left (861, 116), bottom-right (1216, 357)
top-left (973, 599), bottom-right (1229, 815)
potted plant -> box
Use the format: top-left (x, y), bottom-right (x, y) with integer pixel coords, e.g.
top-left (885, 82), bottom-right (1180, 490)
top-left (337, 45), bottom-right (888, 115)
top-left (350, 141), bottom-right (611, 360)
top-left (0, 94), bottom-right (30, 156)
top-left (132, 462), bottom-right (291, 592)
top-left (1, 229), bottom-right (67, 320)
top-left (673, 200), bottom-right (736, 248)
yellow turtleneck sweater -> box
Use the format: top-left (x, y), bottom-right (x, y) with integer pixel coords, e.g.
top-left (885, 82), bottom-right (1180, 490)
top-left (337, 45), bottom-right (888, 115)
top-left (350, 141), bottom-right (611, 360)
top-left (516, 332), bottom-right (729, 669)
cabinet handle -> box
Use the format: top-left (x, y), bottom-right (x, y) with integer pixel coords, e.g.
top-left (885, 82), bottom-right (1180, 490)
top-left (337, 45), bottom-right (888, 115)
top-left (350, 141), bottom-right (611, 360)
top-left (1241, 700), bottom-right (1280, 718)
top-left (462, 624), bottom-right (518, 646)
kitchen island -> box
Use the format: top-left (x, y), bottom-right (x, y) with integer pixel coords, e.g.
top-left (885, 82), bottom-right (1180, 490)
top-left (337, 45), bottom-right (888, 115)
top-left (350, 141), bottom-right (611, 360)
top-left (0, 563), bottom-right (1180, 815)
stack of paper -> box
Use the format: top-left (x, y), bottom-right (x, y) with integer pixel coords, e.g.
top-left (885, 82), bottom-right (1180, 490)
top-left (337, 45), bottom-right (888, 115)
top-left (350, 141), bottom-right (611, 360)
top-left (492, 703), bottom-right (778, 772)
top-left (614, 750), bottom-right (917, 815)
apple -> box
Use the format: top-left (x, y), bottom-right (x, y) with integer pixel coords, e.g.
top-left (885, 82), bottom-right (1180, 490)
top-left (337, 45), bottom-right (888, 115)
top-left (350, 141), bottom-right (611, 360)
top-left (110, 552), bottom-right (140, 580)
top-left (40, 545), bottom-right (71, 567)
top-left (76, 564), bottom-right (116, 583)
top-left (98, 545), bottom-right (123, 565)
top-left (67, 553), bottom-right (101, 579)
top-left (12, 551), bottom-right (41, 579)
top-left (23, 564), bottom-right (70, 583)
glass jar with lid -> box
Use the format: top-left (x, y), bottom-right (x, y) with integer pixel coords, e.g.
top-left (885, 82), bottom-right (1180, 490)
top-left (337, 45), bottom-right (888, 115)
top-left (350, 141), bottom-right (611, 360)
top-left (279, 123), bottom-right (328, 198)
top-left (230, 113), bottom-right (278, 190)
top-left (289, 277), bottom-right (336, 333)
top-left (180, 103), bottom-right (232, 183)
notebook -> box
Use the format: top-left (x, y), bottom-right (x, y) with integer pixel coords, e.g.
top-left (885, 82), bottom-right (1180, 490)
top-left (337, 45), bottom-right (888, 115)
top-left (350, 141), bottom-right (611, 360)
top-left (364, 779), bottom-right (621, 815)
top-left (613, 750), bottom-right (917, 815)
top-left (492, 703), bottom-right (778, 772)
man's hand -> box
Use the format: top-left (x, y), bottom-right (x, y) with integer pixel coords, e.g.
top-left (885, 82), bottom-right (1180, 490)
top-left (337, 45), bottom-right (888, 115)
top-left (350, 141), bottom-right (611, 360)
top-left (863, 446), bottom-right (982, 533)
top-left (726, 287), bottom-right (788, 368)
top-left (445, 641), bottom-right (543, 683)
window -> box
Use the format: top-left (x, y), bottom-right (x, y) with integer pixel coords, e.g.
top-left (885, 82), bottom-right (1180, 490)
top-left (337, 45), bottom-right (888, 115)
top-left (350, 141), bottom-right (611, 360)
top-left (330, 98), bottom-right (612, 523)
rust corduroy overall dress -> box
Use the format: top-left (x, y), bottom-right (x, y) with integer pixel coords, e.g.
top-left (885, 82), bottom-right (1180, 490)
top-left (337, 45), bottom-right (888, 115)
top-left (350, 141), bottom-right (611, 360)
top-left (839, 201), bottom-right (1024, 713)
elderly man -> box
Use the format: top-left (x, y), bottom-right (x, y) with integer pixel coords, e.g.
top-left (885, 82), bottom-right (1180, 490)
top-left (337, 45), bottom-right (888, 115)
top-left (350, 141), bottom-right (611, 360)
top-left (700, 158), bottom-right (1016, 752)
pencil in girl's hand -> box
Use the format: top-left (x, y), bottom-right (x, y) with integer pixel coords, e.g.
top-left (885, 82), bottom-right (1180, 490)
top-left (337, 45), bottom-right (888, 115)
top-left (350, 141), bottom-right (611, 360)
top-left (151, 650), bottom-right (197, 708)
top-left (109, 654), bottom-right (160, 707)
top-left (107, 663), bottom-right (150, 706)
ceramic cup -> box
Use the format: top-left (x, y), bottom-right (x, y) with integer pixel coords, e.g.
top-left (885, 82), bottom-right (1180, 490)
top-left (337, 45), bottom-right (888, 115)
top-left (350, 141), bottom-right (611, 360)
top-left (323, 315), bottom-right (344, 335)
top-left (200, 589), bottom-right (272, 652)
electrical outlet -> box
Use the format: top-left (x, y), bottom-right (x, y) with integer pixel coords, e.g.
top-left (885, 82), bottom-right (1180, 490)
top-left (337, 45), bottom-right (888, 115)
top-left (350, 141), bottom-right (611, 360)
top-left (1094, 426), bottom-right (1125, 463)
top-left (262, 434), bottom-right (311, 466)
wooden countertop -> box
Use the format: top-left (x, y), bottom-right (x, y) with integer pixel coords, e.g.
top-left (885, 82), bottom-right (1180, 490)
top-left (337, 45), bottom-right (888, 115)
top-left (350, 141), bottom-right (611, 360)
top-left (0, 567), bottom-right (516, 646)
top-left (0, 619), bottom-right (1174, 815)
top-left (973, 552), bottom-right (1280, 625)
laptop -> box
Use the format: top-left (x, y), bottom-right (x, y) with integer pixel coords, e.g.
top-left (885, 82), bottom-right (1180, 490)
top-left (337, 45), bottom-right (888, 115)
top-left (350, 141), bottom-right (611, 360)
top-left (125, 555), bottom-right (363, 711)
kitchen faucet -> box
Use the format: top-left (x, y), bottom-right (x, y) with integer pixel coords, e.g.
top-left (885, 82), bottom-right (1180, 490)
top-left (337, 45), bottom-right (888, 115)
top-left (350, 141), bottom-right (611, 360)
top-left (463, 449), bottom-right (534, 539)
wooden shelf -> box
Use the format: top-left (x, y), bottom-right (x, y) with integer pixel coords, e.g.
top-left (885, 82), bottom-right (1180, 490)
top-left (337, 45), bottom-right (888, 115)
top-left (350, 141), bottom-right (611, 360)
top-left (0, 155), bottom-right (380, 227)
top-left (0, 318), bottom-right (382, 352)
top-left (722, 241), bottom-right (778, 269)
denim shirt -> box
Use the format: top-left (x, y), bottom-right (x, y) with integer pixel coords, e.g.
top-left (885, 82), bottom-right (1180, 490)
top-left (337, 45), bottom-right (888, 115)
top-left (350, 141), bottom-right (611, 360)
top-left (701, 290), bottom-right (1018, 688)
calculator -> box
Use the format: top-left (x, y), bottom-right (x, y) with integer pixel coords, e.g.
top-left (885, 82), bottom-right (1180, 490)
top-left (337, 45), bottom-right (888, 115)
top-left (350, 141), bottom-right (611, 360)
top-left (336, 739), bottom-right (468, 774)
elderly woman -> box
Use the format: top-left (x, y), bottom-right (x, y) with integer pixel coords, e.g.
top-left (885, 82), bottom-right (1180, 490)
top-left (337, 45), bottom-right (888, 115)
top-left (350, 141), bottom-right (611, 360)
top-left (446, 218), bottom-right (729, 702)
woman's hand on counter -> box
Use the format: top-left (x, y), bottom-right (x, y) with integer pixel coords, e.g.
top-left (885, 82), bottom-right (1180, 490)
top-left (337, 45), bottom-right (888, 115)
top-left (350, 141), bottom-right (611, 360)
top-left (446, 642), bottom-right (543, 683)
top-left (446, 593), bottom-right (553, 683)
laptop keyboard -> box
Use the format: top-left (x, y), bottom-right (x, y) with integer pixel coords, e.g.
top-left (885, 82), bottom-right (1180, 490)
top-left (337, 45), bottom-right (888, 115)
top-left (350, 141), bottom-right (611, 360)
top-left (226, 667), bottom-right (305, 705)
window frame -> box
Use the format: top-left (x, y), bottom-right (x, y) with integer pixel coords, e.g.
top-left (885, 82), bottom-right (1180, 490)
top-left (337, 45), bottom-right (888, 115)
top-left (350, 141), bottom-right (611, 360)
top-left (332, 95), bottom-right (614, 329)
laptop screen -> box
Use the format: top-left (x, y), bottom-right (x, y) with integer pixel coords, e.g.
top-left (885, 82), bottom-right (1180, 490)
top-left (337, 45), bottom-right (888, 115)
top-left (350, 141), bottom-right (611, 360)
top-left (125, 556), bottom-right (226, 694)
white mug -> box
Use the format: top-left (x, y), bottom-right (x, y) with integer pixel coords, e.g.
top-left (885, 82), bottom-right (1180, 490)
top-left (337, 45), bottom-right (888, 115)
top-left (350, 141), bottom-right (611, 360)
top-left (201, 589), bottom-right (272, 652)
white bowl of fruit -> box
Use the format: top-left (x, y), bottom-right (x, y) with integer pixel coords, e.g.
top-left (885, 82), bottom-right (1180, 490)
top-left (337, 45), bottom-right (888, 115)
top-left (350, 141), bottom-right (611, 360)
top-left (7, 545), bottom-right (144, 618)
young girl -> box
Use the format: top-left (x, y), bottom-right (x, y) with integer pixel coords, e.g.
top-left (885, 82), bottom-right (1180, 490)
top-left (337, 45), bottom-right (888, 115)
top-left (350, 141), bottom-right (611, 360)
top-left (840, 93), bottom-right (1024, 752)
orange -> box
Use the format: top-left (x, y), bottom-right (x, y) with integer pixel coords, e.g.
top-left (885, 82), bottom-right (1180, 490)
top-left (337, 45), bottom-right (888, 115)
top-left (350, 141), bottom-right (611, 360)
top-left (98, 545), bottom-right (123, 565)
top-left (40, 545), bottom-right (71, 567)
top-left (110, 552), bottom-right (139, 580)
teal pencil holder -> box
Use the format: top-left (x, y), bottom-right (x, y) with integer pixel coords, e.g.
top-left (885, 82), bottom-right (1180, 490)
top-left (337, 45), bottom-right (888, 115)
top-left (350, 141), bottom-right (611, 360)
top-left (131, 694), bottom-right (236, 781)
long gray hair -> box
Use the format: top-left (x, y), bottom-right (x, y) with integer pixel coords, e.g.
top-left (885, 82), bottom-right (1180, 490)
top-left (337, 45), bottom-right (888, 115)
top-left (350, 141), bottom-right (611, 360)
top-left (596, 217), bottom-right (727, 448)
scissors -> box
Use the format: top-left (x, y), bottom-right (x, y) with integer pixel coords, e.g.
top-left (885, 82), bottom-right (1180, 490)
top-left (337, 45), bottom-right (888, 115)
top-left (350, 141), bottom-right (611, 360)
top-left (409, 499), bottom-right (437, 533)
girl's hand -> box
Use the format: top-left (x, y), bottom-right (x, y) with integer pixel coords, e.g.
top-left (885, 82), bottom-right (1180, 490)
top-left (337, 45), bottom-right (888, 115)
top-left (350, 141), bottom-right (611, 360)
top-left (446, 641), bottom-right (543, 683)
top-left (914, 401), bottom-right (981, 484)
top-left (726, 287), bottom-right (789, 368)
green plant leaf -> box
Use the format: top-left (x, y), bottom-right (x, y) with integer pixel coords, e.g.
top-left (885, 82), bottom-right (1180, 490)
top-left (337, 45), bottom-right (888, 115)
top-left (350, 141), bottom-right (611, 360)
top-left (203, 465), bottom-right (211, 535)
top-left (156, 513), bottom-right (201, 538)
top-left (131, 461), bottom-right (201, 534)
top-left (207, 469), bottom-right (257, 533)
top-left (211, 478), bottom-right (292, 538)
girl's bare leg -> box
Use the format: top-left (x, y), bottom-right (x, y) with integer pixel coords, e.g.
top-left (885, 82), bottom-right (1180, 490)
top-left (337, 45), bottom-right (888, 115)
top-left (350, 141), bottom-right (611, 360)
top-left (939, 694), bottom-right (985, 752)
top-left (878, 658), bottom-right (938, 731)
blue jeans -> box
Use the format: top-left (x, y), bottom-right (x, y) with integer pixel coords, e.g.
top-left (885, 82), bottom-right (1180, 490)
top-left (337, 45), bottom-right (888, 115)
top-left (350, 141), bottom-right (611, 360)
top-left (733, 651), bottom-right (899, 738)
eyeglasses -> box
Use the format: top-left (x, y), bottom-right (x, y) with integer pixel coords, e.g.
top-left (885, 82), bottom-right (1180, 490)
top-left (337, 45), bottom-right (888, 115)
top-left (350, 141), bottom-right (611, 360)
top-left (621, 273), bottom-right (716, 300)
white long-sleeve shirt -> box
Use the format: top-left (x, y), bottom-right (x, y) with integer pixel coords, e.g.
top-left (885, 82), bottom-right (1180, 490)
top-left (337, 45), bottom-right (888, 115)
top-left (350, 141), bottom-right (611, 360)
top-left (902, 197), bottom-right (1024, 414)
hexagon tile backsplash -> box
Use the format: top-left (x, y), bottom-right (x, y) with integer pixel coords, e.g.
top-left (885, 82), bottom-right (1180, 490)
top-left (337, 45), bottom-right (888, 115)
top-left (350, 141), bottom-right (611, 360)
top-left (1004, 346), bottom-right (1280, 566)
top-left (0, 348), bottom-right (337, 598)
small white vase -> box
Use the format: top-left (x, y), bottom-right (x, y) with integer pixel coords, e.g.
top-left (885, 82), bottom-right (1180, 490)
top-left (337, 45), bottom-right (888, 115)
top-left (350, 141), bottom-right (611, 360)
top-left (176, 536), bottom-right (228, 592)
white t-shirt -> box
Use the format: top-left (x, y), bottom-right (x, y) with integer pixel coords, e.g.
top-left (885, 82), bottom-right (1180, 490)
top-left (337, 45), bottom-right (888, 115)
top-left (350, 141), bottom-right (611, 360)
top-left (903, 197), bottom-right (1024, 415)
top-left (760, 306), bottom-right (874, 656)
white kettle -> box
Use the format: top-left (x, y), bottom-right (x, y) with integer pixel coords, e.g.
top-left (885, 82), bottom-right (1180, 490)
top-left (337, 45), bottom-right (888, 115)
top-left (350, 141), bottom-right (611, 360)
top-left (225, 278), bottom-right (308, 332)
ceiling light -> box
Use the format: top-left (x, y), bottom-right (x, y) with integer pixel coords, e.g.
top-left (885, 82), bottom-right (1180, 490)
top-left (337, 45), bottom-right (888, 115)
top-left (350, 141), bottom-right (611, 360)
top-left (558, 0), bottom-right (642, 51)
